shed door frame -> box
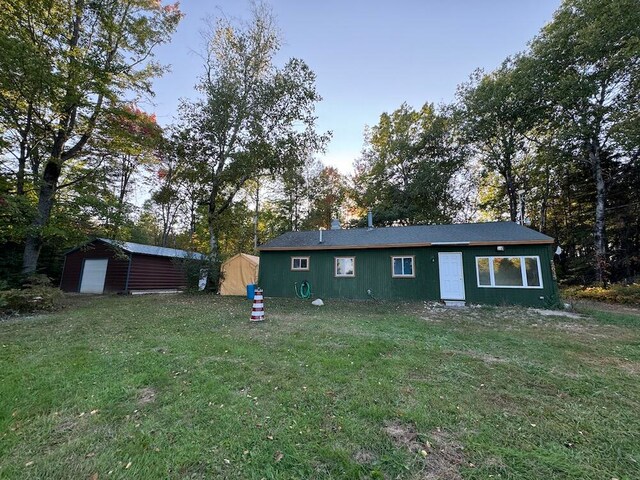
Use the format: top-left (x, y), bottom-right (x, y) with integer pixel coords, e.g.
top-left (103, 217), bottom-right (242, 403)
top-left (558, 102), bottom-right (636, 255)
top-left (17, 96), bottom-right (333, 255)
top-left (438, 252), bottom-right (466, 300)
top-left (79, 258), bottom-right (109, 294)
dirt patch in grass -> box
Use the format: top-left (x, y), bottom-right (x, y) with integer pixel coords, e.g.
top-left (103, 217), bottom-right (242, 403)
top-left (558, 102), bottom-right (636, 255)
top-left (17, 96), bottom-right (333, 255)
top-left (137, 387), bottom-right (157, 406)
top-left (531, 308), bottom-right (583, 320)
top-left (424, 429), bottom-right (466, 480)
top-left (446, 349), bottom-right (508, 364)
top-left (54, 419), bottom-right (77, 434)
top-left (353, 449), bottom-right (377, 465)
top-left (598, 356), bottom-right (640, 376)
top-left (383, 422), bottom-right (465, 480)
top-left (618, 361), bottom-right (640, 376)
top-left (200, 355), bottom-right (245, 365)
top-left (384, 421), bottom-right (423, 453)
top-left (570, 351), bottom-right (640, 377)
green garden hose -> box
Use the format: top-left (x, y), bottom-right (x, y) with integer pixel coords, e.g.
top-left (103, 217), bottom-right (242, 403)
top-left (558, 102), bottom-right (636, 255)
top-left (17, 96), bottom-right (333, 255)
top-left (294, 280), bottom-right (312, 299)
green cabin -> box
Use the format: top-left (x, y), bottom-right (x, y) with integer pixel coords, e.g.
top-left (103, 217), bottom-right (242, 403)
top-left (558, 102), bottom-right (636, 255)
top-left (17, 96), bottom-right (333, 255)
top-left (257, 221), bottom-right (559, 307)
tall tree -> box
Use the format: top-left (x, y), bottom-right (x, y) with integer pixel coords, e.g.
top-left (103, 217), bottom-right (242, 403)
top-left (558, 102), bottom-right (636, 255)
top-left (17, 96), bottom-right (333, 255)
top-left (175, 4), bottom-right (328, 285)
top-left (456, 60), bottom-right (538, 222)
top-left (353, 102), bottom-right (466, 225)
top-left (80, 105), bottom-right (163, 238)
top-left (528, 0), bottom-right (640, 283)
top-left (0, 0), bottom-right (181, 275)
top-left (302, 166), bottom-right (348, 230)
top-left (271, 157), bottom-right (323, 232)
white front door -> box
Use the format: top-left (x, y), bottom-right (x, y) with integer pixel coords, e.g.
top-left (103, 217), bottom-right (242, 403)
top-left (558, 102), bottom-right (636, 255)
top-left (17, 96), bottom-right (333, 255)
top-left (438, 252), bottom-right (465, 300)
top-left (80, 259), bottom-right (108, 293)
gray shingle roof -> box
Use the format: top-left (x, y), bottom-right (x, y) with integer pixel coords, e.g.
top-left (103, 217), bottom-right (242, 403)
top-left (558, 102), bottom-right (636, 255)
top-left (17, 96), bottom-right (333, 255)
top-left (258, 222), bottom-right (553, 251)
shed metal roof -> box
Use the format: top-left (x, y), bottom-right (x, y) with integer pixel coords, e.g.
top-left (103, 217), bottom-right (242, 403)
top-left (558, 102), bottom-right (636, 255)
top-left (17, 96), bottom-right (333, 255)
top-left (66, 238), bottom-right (207, 260)
top-left (258, 222), bottom-right (553, 251)
top-left (99, 239), bottom-right (207, 260)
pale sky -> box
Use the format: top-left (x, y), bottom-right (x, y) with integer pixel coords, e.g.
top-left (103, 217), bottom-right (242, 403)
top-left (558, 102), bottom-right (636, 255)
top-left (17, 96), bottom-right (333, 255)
top-left (148, 0), bottom-right (561, 173)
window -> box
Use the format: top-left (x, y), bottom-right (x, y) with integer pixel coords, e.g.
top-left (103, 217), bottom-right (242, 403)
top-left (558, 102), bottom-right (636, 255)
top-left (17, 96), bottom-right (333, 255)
top-left (525, 257), bottom-right (541, 287)
top-left (493, 257), bottom-right (523, 286)
top-left (477, 257), bottom-right (491, 286)
top-left (391, 256), bottom-right (415, 277)
top-left (291, 256), bottom-right (309, 271)
top-left (335, 257), bottom-right (355, 277)
top-left (475, 256), bottom-right (543, 288)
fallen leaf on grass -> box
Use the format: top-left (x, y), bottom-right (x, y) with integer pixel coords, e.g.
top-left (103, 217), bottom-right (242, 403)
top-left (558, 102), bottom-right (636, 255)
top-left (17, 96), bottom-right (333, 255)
top-left (274, 451), bottom-right (284, 463)
top-left (90, 473), bottom-right (98, 480)
top-left (25, 461), bottom-right (34, 467)
top-left (125, 461), bottom-right (132, 469)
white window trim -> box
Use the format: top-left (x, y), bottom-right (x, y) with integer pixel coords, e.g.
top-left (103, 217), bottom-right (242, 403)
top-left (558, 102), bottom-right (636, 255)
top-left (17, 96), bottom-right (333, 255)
top-left (391, 255), bottom-right (415, 278)
top-left (291, 256), bottom-right (310, 271)
top-left (475, 255), bottom-right (544, 289)
top-left (334, 256), bottom-right (355, 277)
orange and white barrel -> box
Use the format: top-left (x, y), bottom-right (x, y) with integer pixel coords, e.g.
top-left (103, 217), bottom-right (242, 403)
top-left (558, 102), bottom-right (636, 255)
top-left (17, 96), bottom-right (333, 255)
top-left (250, 288), bottom-right (265, 322)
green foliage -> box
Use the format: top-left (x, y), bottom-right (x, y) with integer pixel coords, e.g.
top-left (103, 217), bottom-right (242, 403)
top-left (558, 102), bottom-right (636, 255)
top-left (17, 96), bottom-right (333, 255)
top-left (455, 59), bottom-right (538, 222)
top-left (0, 276), bottom-right (65, 314)
top-left (171, 258), bottom-right (209, 294)
top-left (168, 3), bottom-right (328, 291)
top-left (353, 103), bottom-right (466, 225)
top-left (563, 283), bottom-right (640, 305)
top-left (526, 0), bottom-right (640, 283)
top-left (265, 158), bottom-right (324, 233)
top-left (0, 0), bottom-right (182, 274)
top-left (461, 0), bottom-right (640, 284)
top-left (301, 166), bottom-right (348, 229)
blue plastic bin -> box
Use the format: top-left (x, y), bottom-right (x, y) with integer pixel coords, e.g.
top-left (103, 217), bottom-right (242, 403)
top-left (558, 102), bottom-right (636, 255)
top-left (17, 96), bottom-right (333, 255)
top-left (246, 284), bottom-right (256, 300)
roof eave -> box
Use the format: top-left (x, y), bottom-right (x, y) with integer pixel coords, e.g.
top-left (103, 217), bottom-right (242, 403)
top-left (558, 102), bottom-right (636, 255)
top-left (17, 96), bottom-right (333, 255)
top-left (258, 239), bottom-right (554, 251)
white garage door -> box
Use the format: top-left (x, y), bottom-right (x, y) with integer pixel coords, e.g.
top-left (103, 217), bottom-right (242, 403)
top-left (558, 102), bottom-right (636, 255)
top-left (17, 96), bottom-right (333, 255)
top-left (80, 259), bottom-right (108, 294)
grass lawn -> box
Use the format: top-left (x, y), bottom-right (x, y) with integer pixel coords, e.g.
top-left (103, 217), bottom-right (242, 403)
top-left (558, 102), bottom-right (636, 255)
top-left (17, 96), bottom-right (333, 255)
top-left (1, 295), bottom-right (639, 479)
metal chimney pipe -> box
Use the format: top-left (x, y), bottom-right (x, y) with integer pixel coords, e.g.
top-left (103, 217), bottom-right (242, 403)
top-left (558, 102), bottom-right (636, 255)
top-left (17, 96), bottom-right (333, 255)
top-left (367, 209), bottom-right (373, 229)
top-left (319, 228), bottom-right (323, 243)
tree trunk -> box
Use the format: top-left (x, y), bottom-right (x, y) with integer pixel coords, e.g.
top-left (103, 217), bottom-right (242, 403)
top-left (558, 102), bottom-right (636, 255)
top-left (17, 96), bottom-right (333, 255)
top-left (253, 181), bottom-right (259, 253)
top-left (208, 218), bottom-right (219, 263)
top-left (540, 164), bottom-right (551, 231)
top-left (161, 225), bottom-right (170, 247)
top-left (118, 155), bottom-right (133, 208)
top-left (189, 197), bottom-right (197, 240)
top-left (21, 161), bottom-right (61, 275)
top-left (504, 171), bottom-right (518, 222)
top-left (17, 144), bottom-right (27, 196)
top-left (206, 185), bottom-right (221, 292)
top-left (591, 146), bottom-right (607, 285)
top-left (16, 103), bottom-right (34, 196)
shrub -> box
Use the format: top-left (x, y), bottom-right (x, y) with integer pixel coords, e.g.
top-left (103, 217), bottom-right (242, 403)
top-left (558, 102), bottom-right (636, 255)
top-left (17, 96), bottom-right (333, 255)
top-left (0, 276), bottom-right (65, 314)
top-left (562, 283), bottom-right (640, 305)
top-left (0, 280), bottom-right (8, 311)
top-left (172, 256), bottom-right (211, 293)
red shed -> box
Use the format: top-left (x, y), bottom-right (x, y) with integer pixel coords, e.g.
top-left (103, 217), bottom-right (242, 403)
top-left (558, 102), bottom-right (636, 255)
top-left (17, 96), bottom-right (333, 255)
top-left (60, 238), bottom-right (206, 294)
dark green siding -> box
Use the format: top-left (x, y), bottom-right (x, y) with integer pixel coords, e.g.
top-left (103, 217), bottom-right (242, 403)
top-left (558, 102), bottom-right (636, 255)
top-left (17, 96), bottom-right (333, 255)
top-left (258, 244), bottom-right (559, 307)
